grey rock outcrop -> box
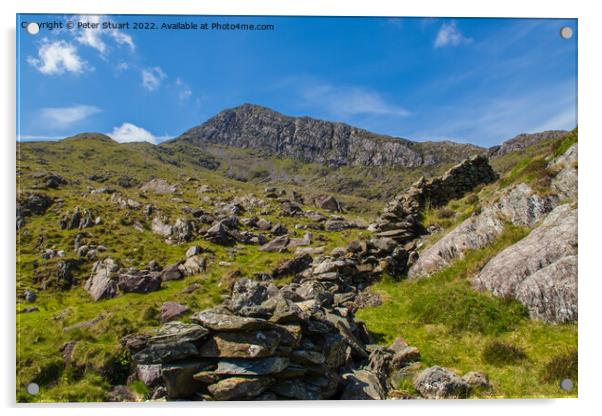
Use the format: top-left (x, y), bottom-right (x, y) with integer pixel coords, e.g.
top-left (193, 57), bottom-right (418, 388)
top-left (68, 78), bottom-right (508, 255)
top-left (84, 258), bottom-right (120, 301)
top-left (140, 179), bottom-right (177, 194)
top-left (413, 366), bottom-right (470, 399)
top-left (549, 143), bottom-right (577, 201)
top-left (408, 183), bottom-right (555, 279)
top-left (472, 204), bottom-right (577, 323)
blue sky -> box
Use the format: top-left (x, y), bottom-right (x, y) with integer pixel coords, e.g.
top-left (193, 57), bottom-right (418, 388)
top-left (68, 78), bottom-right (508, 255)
top-left (17, 15), bottom-right (577, 147)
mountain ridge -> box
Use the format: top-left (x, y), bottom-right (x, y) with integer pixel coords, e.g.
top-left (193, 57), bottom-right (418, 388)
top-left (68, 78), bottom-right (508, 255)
top-left (170, 104), bottom-right (485, 168)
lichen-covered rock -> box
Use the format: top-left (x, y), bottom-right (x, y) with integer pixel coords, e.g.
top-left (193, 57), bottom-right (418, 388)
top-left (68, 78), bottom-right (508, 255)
top-left (140, 178), bottom-right (177, 194)
top-left (413, 366), bottom-right (470, 399)
top-left (84, 258), bottom-right (119, 301)
top-left (409, 183), bottom-right (554, 279)
top-left (473, 204), bottom-right (577, 323)
top-left (549, 143), bottom-right (577, 201)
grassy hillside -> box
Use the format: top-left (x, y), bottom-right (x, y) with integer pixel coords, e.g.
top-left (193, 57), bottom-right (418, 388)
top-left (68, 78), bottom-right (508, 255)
top-left (16, 134), bottom-right (373, 401)
top-left (16, 130), bottom-right (578, 401)
top-left (357, 130), bottom-right (578, 398)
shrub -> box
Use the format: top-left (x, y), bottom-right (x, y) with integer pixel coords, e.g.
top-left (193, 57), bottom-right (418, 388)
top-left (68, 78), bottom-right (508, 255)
top-left (482, 341), bottom-right (527, 366)
top-left (540, 349), bottom-right (578, 383)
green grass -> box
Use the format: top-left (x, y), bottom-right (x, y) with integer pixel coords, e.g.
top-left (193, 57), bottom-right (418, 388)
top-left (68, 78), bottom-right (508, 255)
top-left (357, 225), bottom-right (578, 398)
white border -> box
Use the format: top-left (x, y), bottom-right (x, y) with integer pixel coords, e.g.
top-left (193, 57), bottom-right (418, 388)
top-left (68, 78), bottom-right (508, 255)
top-left (2, 1), bottom-right (601, 415)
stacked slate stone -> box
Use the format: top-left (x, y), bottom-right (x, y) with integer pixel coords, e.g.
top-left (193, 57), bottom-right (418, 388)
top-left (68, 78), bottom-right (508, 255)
top-left (370, 155), bottom-right (497, 244)
top-left (127, 241), bottom-right (418, 400)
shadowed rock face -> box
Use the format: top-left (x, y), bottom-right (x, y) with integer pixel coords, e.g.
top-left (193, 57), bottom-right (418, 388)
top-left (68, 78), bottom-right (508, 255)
top-left (173, 104), bottom-right (483, 168)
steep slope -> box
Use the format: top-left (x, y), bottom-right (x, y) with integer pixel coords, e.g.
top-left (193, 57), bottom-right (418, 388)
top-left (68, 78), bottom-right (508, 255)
top-left (171, 104), bottom-right (484, 168)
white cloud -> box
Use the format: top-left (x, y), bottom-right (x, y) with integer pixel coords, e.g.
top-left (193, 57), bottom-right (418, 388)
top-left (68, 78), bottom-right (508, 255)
top-left (107, 122), bottom-right (170, 144)
top-left (302, 83), bottom-right (410, 117)
top-left (27, 39), bottom-right (87, 75)
top-left (110, 30), bottom-right (135, 50)
top-left (40, 105), bottom-right (101, 128)
top-left (75, 16), bottom-right (106, 54)
top-left (434, 21), bottom-right (473, 48)
top-left (74, 15), bottom-right (135, 55)
top-left (142, 67), bottom-right (166, 91)
top-left (175, 78), bottom-right (192, 101)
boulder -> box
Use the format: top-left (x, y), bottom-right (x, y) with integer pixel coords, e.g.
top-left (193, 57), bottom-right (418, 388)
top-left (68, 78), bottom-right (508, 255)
top-left (272, 254), bottom-right (313, 278)
top-left (462, 371), bottom-right (491, 389)
top-left (185, 246), bottom-right (202, 258)
top-left (140, 178), bottom-right (177, 194)
top-left (260, 235), bottom-right (290, 253)
top-left (208, 376), bottom-right (273, 401)
top-left (178, 255), bottom-right (206, 276)
top-left (256, 218), bottom-right (272, 231)
top-left (315, 195), bottom-right (342, 212)
top-left (84, 258), bottom-right (120, 301)
top-left (205, 221), bottom-right (235, 246)
top-left (136, 364), bottom-right (163, 386)
top-left (117, 269), bottom-right (162, 294)
top-left (160, 264), bottom-right (184, 281)
top-left (160, 302), bottom-right (190, 323)
top-left (413, 366), bottom-right (470, 399)
top-left (341, 370), bottom-right (386, 400)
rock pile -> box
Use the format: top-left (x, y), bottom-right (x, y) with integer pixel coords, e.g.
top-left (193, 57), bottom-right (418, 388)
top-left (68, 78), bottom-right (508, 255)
top-left (370, 155), bottom-right (497, 244)
top-left (59, 207), bottom-right (97, 230)
top-left (124, 234), bottom-right (464, 401)
top-left (128, 248), bottom-right (489, 401)
top-left (84, 252), bottom-right (207, 301)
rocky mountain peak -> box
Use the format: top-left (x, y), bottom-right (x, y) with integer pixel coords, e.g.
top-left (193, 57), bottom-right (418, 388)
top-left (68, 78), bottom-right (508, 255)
top-left (173, 104), bottom-right (484, 168)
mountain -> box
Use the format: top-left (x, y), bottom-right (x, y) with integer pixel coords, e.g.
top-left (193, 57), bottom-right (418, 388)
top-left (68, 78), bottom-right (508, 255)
top-left (487, 130), bottom-right (568, 158)
top-left (171, 104), bottom-right (484, 168)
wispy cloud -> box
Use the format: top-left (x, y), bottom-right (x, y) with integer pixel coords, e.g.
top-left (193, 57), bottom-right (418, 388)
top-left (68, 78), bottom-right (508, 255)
top-left (107, 122), bottom-right (169, 144)
top-left (74, 15), bottom-right (135, 56)
top-left (175, 78), bottom-right (192, 101)
top-left (434, 21), bottom-right (473, 48)
top-left (39, 105), bottom-right (101, 128)
top-left (142, 67), bottom-right (166, 91)
top-left (27, 39), bottom-right (88, 75)
top-left (301, 83), bottom-right (410, 118)
top-left (409, 80), bottom-right (576, 145)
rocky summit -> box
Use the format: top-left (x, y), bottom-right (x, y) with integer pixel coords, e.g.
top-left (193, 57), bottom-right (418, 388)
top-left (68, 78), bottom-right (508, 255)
top-left (173, 104), bottom-right (484, 168)
top-left (15, 107), bottom-right (577, 402)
